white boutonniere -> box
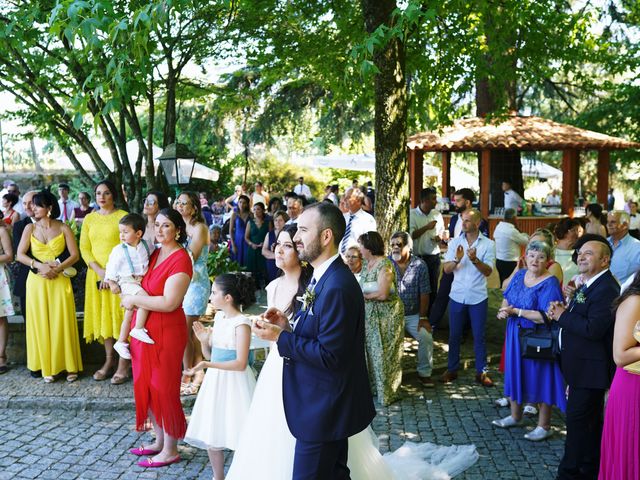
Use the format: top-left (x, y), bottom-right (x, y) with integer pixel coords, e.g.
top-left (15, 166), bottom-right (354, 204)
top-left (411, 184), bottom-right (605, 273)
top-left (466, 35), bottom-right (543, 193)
top-left (575, 291), bottom-right (586, 304)
top-left (297, 288), bottom-right (316, 311)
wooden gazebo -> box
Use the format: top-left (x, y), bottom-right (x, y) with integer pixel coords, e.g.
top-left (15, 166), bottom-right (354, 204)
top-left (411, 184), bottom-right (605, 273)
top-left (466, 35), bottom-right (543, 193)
top-left (407, 116), bottom-right (640, 218)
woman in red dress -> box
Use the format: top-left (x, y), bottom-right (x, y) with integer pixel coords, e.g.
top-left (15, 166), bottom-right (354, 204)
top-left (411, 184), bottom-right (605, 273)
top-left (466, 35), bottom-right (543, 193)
top-left (122, 208), bottom-right (193, 468)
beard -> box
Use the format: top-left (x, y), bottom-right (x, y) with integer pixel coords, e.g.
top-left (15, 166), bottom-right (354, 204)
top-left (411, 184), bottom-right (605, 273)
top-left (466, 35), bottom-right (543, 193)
top-left (298, 236), bottom-right (323, 263)
top-left (455, 204), bottom-right (466, 214)
top-left (391, 252), bottom-right (402, 262)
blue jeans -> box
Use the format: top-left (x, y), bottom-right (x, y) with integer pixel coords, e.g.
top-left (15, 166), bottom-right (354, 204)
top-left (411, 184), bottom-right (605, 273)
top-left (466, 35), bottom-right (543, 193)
top-left (447, 299), bottom-right (488, 374)
top-left (404, 314), bottom-right (433, 377)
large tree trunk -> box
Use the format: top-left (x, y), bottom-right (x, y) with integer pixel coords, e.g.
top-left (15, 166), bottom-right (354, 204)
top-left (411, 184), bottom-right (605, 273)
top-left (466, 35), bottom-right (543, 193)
top-left (361, 0), bottom-right (408, 241)
top-left (163, 72), bottom-right (177, 147)
top-left (476, 12), bottom-right (521, 213)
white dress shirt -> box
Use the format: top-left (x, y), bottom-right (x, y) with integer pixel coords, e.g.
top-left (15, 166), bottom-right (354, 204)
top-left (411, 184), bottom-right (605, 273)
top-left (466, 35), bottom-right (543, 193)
top-left (444, 233), bottom-right (496, 305)
top-left (409, 206), bottom-right (444, 256)
top-left (629, 213), bottom-right (640, 231)
top-left (104, 240), bottom-right (153, 284)
top-left (58, 198), bottom-right (79, 221)
top-left (341, 209), bottom-right (377, 251)
top-left (504, 189), bottom-right (523, 211)
top-left (293, 183), bottom-right (312, 199)
top-left (492, 221), bottom-right (529, 261)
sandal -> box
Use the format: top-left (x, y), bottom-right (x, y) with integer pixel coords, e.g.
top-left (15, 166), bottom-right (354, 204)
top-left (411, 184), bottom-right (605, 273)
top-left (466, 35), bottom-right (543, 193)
top-left (93, 356), bottom-right (116, 381)
top-left (66, 373), bottom-right (79, 383)
top-left (110, 373), bottom-right (129, 385)
top-left (180, 382), bottom-right (199, 396)
top-left (44, 376), bottom-right (55, 383)
top-left (0, 355), bottom-right (8, 375)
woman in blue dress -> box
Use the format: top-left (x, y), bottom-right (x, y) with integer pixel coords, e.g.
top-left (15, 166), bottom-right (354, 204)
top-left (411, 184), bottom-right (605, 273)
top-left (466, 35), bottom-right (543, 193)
top-left (492, 240), bottom-right (565, 442)
top-left (229, 195), bottom-right (251, 267)
top-left (176, 191), bottom-right (211, 396)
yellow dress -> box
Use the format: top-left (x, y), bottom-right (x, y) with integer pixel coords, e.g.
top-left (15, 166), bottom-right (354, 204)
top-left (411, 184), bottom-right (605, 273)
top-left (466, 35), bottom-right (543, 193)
top-left (79, 209), bottom-right (128, 343)
top-left (26, 233), bottom-right (83, 376)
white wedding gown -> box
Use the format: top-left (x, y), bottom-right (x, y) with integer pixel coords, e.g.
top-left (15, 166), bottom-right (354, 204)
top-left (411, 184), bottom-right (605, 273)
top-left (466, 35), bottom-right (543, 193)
top-left (226, 279), bottom-right (479, 479)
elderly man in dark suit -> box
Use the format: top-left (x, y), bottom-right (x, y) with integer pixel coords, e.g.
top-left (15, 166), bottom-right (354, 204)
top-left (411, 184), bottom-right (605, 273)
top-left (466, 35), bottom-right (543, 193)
top-left (548, 234), bottom-right (619, 480)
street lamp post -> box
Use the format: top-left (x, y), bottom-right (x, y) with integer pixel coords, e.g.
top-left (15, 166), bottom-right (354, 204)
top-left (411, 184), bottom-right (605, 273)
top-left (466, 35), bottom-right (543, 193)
top-left (158, 143), bottom-right (196, 198)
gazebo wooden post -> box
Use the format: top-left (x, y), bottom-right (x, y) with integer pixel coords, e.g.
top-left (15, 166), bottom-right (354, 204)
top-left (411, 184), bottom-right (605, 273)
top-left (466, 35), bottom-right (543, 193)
top-left (408, 148), bottom-right (424, 208)
top-left (441, 151), bottom-right (451, 199)
top-left (480, 149), bottom-right (491, 218)
top-left (562, 149), bottom-right (579, 217)
top-left (597, 150), bottom-right (610, 207)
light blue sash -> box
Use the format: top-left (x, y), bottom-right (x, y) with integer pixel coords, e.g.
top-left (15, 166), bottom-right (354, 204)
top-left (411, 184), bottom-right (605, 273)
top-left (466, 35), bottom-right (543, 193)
top-left (211, 347), bottom-right (254, 366)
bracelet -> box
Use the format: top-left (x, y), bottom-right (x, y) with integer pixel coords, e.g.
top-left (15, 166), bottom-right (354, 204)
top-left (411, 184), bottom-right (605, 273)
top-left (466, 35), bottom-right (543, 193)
top-left (518, 308), bottom-right (523, 317)
top-left (30, 259), bottom-right (35, 269)
top-left (419, 316), bottom-right (428, 320)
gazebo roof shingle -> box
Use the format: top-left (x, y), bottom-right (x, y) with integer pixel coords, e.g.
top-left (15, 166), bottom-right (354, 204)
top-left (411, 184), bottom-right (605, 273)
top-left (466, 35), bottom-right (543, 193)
top-left (407, 115), bottom-right (640, 152)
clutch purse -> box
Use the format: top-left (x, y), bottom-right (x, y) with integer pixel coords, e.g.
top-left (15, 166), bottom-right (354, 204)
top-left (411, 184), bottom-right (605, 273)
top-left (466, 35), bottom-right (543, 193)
top-left (623, 360), bottom-right (640, 376)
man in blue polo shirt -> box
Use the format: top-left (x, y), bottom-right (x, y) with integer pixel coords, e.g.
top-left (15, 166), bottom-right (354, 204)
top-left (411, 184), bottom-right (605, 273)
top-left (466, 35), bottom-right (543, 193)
top-left (441, 209), bottom-right (496, 386)
top-left (607, 210), bottom-right (640, 285)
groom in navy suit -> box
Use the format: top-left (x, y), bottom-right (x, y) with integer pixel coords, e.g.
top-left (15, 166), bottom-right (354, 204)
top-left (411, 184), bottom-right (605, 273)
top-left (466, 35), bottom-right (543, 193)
top-left (254, 202), bottom-right (375, 479)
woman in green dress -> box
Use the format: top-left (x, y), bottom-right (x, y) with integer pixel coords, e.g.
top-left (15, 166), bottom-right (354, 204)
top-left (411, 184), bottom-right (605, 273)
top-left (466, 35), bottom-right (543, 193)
top-left (358, 231), bottom-right (404, 406)
top-left (244, 202), bottom-right (270, 291)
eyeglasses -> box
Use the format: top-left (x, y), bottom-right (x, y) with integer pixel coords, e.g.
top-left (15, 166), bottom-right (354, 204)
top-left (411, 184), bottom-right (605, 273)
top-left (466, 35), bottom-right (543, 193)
top-left (175, 200), bottom-right (190, 207)
top-left (390, 242), bottom-right (404, 248)
top-left (144, 199), bottom-right (157, 205)
top-left (345, 255), bottom-right (361, 260)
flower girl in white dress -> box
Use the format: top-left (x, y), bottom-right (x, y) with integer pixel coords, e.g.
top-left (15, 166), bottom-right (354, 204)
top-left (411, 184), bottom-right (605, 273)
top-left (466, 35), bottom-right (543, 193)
top-left (184, 273), bottom-right (256, 480)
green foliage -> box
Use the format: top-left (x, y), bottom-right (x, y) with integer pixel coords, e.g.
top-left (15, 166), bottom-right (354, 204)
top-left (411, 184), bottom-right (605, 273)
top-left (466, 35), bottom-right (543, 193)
top-left (207, 244), bottom-right (242, 282)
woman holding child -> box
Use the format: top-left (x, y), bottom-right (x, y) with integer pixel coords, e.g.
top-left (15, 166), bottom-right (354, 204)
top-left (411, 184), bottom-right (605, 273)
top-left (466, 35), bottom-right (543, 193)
top-left (122, 208), bottom-right (192, 468)
top-left (79, 180), bottom-right (129, 384)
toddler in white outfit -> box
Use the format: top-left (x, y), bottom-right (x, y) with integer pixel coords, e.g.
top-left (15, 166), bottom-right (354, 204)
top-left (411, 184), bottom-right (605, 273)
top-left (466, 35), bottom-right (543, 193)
top-left (104, 213), bottom-right (155, 360)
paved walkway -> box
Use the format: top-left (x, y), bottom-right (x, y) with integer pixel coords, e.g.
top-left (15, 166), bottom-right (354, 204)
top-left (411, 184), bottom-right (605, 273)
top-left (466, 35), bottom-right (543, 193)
top-left (0, 289), bottom-right (567, 479)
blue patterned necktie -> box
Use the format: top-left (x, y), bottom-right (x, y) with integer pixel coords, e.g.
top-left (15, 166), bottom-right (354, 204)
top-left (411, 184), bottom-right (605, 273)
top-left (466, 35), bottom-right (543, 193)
top-left (340, 214), bottom-right (355, 254)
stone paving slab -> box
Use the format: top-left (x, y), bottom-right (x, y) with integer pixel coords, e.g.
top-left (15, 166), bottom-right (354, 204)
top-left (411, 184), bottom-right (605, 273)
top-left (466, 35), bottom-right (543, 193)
top-left (0, 370), bottom-right (566, 479)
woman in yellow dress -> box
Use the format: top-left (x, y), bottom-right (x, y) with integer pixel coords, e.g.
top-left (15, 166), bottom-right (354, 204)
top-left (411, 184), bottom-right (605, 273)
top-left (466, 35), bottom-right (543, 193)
top-left (16, 190), bottom-right (83, 382)
top-left (79, 180), bottom-right (128, 384)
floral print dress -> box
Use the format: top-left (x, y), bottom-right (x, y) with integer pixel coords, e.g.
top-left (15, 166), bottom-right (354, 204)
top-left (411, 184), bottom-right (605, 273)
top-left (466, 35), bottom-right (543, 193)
top-left (359, 257), bottom-right (405, 406)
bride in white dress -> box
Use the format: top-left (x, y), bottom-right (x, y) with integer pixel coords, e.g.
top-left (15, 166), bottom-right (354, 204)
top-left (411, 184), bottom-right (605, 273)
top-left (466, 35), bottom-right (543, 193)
top-left (227, 225), bottom-right (478, 480)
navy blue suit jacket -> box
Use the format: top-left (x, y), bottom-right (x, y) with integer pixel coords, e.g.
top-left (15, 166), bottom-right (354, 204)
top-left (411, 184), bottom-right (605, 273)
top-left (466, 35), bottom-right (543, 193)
top-left (276, 257), bottom-right (375, 442)
top-left (557, 270), bottom-right (619, 390)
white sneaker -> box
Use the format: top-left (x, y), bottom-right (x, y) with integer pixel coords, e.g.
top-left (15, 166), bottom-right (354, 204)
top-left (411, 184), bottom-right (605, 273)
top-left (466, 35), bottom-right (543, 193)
top-left (523, 404), bottom-right (538, 416)
top-left (524, 426), bottom-right (553, 441)
top-left (114, 341), bottom-right (131, 360)
top-left (130, 328), bottom-right (155, 344)
top-left (492, 415), bottom-right (524, 428)
top-left (494, 397), bottom-right (509, 407)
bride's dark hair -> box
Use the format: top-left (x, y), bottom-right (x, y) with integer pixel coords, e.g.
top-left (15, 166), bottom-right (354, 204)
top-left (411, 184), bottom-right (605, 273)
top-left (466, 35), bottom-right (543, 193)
top-left (276, 224), bottom-right (313, 316)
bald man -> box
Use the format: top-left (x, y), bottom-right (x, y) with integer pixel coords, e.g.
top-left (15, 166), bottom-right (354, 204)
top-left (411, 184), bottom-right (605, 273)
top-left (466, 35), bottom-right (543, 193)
top-left (441, 209), bottom-right (496, 386)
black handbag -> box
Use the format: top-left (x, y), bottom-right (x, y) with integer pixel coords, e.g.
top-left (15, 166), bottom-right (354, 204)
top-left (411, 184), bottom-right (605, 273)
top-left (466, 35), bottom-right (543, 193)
top-left (518, 313), bottom-right (557, 361)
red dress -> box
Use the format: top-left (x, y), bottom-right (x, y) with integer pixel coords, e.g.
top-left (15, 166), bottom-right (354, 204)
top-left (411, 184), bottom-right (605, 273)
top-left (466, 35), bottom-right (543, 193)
top-left (130, 248), bottom-right (193, 438)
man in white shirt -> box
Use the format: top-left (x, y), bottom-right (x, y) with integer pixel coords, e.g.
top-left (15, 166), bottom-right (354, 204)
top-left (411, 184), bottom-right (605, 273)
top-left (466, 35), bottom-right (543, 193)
top-left (251, 181), bottom-right (269, 208)
top-left (545, 190), bottom-right (561, 206)
top-left (57, 183), bottom-right (78, 222)
top-left (285, 196), bottom-right (303, 225)
top-left (493, 208), bottom-right (529, 285)
top-left (339, 188), bottom-right (376, 255)
top-left (293, 176), bottom-right (312, 200)
top-left (409, 187), bottom-right (444, 312)
top-left (502, 180), bottom-right (523, 211)
top-left (441, 209), bottom-right (496, 387)
top-left (6, 182), bottom-right (24, 218)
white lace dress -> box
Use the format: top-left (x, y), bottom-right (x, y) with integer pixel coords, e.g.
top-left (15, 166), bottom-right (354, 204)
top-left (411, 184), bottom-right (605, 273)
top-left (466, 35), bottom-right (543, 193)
top-left (226, 278), bottom-right (479, 479)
